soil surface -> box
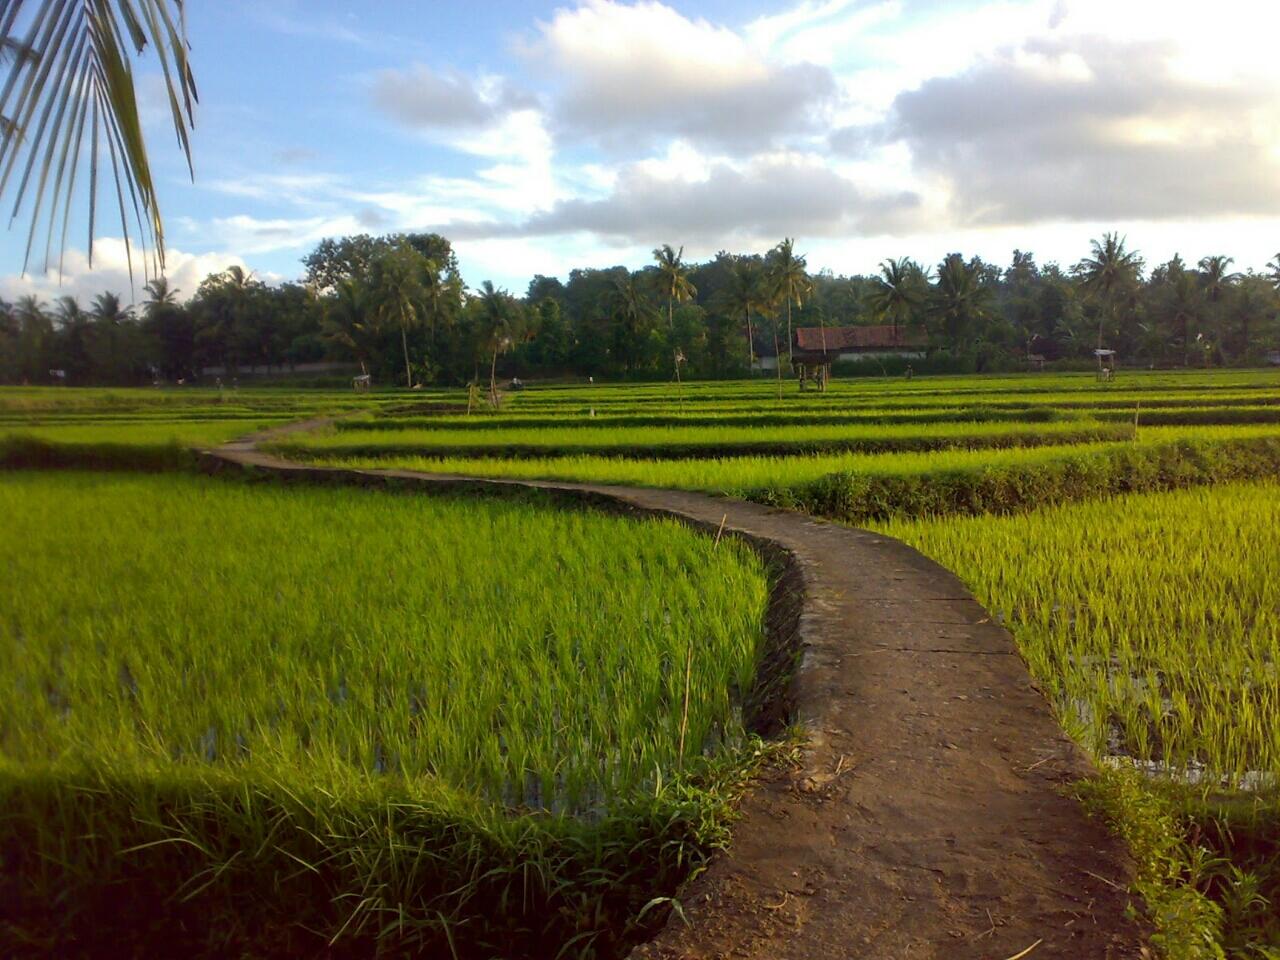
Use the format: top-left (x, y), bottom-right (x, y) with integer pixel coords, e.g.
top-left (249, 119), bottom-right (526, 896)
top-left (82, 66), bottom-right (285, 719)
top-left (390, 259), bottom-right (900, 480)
top-left (211, 427), bottom-right (1149, 959)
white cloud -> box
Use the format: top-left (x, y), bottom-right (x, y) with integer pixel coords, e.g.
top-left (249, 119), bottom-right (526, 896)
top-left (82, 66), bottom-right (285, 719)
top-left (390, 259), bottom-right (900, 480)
top-left (0, 239), bottom-right (269, 307)
top-left (180, 213), bottom-right (366, 256)
top-left (521, 0), bottom-right (839, 152)
top-left (746, 0), bottom-right (902, 67)
top-left (371, 64), bottom-right (537, 131)
top-left (428, 152), bottom-right (921, 248)
top-left (27, 0), bottom-right (1278, 299)
top-left (204, 173), bottom-right (346, 205)
top-left (879, 30), bottom-right (1280, 224)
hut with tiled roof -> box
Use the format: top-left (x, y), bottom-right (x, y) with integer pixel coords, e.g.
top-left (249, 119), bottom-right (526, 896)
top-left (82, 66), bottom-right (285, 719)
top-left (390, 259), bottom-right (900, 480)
top-left (754, 324), bottom-right (927, 372)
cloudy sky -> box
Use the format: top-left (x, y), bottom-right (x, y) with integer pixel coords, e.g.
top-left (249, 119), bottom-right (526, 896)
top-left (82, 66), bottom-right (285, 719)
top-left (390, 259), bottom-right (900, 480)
top-left (3, 0), bottom-right (1279, 304)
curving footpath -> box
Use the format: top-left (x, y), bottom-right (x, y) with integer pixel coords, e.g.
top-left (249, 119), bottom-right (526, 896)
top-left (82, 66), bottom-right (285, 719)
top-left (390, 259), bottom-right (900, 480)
top-left (208, 426), bottom-right (1147, 960)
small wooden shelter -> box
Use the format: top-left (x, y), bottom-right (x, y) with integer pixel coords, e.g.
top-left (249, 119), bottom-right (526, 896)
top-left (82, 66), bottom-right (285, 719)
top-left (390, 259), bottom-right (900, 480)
top-left (1094, 348), bottom-right (1117, 381)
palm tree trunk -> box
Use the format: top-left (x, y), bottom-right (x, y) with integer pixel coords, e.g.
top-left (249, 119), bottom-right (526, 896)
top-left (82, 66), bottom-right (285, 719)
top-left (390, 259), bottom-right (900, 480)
top-left (674, 350), bottom-right (683, 411)
top-left (490, 344), bottom-right (499, 407)
top-left (786, 298), bottom-right (793, 370)
top-left (819, 311), bottom-right (828, 390)
top-left (745, 309), bottom-right (754, 374)
top-left (668, 296), bottom-right (674, 331)
top-left (772, 327), bottom-right (783, 400)
top-left (401, 322), bottom-right (412, 388)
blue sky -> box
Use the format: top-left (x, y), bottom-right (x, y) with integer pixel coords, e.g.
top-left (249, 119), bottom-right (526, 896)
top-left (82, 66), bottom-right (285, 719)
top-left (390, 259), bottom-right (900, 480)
top-left (3, 0), bottom-right (1279, 304)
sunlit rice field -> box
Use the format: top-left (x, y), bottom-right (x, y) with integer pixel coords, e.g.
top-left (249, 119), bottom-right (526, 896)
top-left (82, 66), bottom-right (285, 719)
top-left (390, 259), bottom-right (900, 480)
top-left (876, 482), bottom-right (1280, 782)
top-left (6, 370), bottom-right (1280, 956)
top-left (0, 470), bottom-right (771, 956)
top-left (876, 482), bottom-right (1280, 952)
top-left (272, 416), bottom-right (1129, 459)
top-left (298, 425), bottom-right (1280, 519)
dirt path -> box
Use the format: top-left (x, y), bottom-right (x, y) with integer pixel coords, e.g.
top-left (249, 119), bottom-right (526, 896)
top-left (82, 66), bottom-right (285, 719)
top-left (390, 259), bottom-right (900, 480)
top-left (209, 434), bottom-right (1147, 959)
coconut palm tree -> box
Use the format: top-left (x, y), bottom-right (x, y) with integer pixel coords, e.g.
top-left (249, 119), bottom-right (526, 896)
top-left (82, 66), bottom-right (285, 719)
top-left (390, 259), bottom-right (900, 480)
top-left (1267, 253), bottom-right (1280, 293)
top-left (929, 254), bottom-right (993, 353)
top-left (51, 293), bottom-right (92, 377)
top-left (1165, 267), bottom-right (1203, 367)
top-left (759, 293), bottom-right (786, 399)
top-left (866, 258), bottom-right (926, 340)
top-left (14, 294), bottom-right (51, 379)
top-left (1196, 256), bottom-right (1238, 363)
top-left (1076, 233), bottom-right (1144, 350)
top-left (653, 243), bottom-right (697, 330)
top-left (143, 275), bottom-right (179, 310)
top-left (419, 257), bottom-right (448, 335)
top-left (1228, 276), bottom-right (1272, 363)
top-left (367, 244), bottom-right (429, 389)
top-left (0, 1), bottom-right (197, 275)
top-left (141, 274), bottom-right (192, 379)
top-left (475, 280), bottom-right (518, 405)
top-left (609, 273), bottom-right (655, 375)
top-left (718, 258), bottom-right (765, 372)
top-left (767, 238), bottom-right (811, 368)
top-left (321, 279), bottom-right (376, 377)
top-left (15, 294), bottom-right (47, 331)
top-left (90, 290), bottom-right (131, 373)
top-left (1197, 256), bottom-right (1239, 304)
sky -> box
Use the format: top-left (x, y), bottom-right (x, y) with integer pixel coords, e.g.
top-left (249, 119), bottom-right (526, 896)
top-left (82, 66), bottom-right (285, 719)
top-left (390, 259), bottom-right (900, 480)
top-left (3, 0), bottom-right (1280, 305)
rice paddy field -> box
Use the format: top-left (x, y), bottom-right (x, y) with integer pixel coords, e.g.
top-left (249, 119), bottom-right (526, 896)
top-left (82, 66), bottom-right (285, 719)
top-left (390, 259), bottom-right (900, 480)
top-left (878, 484), bottom-right (1280, 955)
top-left (4, 367), bottom-right (1280, 957)
top-left (0, 470), bottom-right (771, 957)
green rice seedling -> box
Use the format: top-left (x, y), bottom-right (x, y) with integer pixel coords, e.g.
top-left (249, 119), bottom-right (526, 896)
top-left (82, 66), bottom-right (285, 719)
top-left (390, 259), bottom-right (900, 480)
top-left (0, 419), bottom-right (283, 447)
top-left (874, 482), bottom-right (1280, 782)
top-left (302, 427), bottom-right (1280, 522)
top-left (879, 483), bottom-right (1280, 955)
top-left (0, 419), bottom-right (290, 471)
top-left (271, 418), bottom-right (1130, 461)
top-left (0, 471), bottom-right (771, 957)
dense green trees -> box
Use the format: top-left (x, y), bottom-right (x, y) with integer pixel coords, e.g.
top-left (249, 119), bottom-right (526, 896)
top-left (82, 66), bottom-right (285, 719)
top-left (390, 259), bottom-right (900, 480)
top-left (3, 231), bottom-right (1280, 387)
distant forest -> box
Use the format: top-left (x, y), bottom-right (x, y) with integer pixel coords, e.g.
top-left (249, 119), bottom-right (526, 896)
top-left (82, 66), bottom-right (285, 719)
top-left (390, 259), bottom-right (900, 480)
top-left (3, 232), bottom-right (1279, 386)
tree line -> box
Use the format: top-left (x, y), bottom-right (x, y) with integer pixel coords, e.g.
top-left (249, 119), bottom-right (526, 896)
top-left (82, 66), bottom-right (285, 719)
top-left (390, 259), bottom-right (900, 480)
top-left (3, 232), bottom-right (1280, 387)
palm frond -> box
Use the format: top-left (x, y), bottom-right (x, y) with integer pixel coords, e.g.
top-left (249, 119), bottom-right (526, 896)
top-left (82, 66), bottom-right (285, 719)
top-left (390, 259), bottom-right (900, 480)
top-left (0, 0), bottom-right (197, 280)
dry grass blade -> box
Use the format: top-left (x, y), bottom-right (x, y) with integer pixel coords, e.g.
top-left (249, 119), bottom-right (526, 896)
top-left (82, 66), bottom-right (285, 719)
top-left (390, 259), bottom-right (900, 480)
top-left (1002, 939), bottom-right (1042, 960)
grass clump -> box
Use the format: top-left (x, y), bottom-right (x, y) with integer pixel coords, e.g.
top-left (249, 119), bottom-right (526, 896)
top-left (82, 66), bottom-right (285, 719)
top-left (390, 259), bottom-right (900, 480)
top-left (773, 431), bottom-right (1280, 523)
top-left (1079, 773), bottom-right (1280, 959)
top-left (0, 471), bottom-right (773, 957)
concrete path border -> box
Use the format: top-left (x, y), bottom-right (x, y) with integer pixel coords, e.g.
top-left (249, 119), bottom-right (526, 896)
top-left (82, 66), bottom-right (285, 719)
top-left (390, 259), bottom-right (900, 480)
top-left (206, 431), bottom-right (1146, 959)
